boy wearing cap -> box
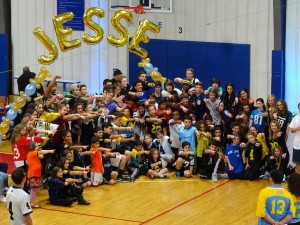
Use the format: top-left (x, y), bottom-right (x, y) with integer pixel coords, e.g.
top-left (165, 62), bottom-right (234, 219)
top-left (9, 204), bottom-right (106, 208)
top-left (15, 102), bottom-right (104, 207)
top-left (111, 68), bottom-right (123, 85)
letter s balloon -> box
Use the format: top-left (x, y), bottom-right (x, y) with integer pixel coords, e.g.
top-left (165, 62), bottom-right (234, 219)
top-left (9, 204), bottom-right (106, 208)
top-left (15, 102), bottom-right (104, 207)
top-left (82, 7), bottom-right (105, 45)
top-left (107, 10), bottom-right (133, 47)
top-left (33, 27), bottom-right (58, 65)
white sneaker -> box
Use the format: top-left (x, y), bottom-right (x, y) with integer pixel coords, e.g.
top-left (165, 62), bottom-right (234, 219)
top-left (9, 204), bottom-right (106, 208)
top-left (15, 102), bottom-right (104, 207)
top-left (0, 195), bottom-right (7, 203)
top-left (211, 173), bottom-right (218, 183)
top-left (217, 173), bottom-right (228, 179)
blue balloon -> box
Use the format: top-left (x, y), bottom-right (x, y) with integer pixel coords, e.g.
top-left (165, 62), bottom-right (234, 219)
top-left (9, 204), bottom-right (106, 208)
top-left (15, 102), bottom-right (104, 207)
top-left (1, 116), bottom-right (6, 122)
top-left (24, 83), bottom-right (36, 96)
top-left (6, 109), bottom-right (17, 120)
top-left (144, 63), bottom-right (154, 74)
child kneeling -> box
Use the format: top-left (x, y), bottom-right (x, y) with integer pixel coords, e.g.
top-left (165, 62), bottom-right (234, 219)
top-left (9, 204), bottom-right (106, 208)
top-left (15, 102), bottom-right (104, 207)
top-left (174, 142), bottom-right (195, 178)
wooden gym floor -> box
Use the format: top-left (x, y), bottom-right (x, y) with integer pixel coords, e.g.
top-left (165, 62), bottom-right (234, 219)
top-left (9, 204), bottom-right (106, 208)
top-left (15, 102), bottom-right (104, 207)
top-left (0, 141), bottom-right (269, 225)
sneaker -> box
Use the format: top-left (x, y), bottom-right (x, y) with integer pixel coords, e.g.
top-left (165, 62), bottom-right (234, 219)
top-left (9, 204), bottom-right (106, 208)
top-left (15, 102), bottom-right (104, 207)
top-left (175, 171), bottom-right (181, 177)
top-left (211, 173), bottom-right (218, 183)
top-left (78, 200), bottom-right (91, 205)
top-left (0, 195), bottom-right (7, 203)
top-left (118, 177), bottom-right (134, 182)
top-left (217, 173), bottom-right (228, 179)
top-left (162, 173), bottom-right (170, 178)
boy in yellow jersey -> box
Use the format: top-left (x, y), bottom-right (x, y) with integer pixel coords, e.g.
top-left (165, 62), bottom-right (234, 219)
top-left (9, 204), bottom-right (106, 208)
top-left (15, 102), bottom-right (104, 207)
top-left (287, 173), bottom-right (300, 224)
top-left (256, 169), bottom-right (295, 225)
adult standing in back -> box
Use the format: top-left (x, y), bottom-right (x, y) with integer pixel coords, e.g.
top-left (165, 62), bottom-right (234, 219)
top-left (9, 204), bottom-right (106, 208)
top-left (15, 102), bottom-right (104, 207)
top-left (17, 66), bottom-right (44, 98)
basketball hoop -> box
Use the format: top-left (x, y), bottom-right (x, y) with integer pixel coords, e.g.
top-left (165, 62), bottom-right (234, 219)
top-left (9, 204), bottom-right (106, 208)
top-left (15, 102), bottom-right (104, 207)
top-left (124, 4), bottom-right (145, 14)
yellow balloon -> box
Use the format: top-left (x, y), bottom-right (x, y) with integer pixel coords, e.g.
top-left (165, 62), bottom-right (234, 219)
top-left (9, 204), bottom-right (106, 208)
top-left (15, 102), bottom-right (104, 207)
top-left (40, 67), bottom-right (52, 78)
top-left (150, 71), bottom-right (166, 83)
top-left (34, 67), bottom-right (51, 86)
top-left (33, 27), bottom-right (59, 65)
top-left (34, 73), bottom-right (44, 84)
top-left (82, 7), bottom-right (105, 45)
top-left (138, 58), bottom-right (150, 67)
top-left (129, 20), bottom-right (160, 59)
top-left (15, 92), bottom-right (27, 109)
top-left (107, 10), bottom-right (133, 47)
top-left (0, 120), bottom-right (10, 136)
top-left (1, 134), bottom-right (6, 140)
top-left (53, 12), bottom-right (81, 52)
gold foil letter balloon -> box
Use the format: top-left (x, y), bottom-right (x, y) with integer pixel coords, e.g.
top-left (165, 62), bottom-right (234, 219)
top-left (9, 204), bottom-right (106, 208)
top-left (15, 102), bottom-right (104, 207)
top-left (33, 27), bottom-right (58, 65)
top-left (107, 10), bottom-right (133, 47)
top-left (53, 12), bottom-right (81, 52)
top-left (82, 7), bottom-right (105, 45)
top-left (128, 20), bottom-right (160, 59)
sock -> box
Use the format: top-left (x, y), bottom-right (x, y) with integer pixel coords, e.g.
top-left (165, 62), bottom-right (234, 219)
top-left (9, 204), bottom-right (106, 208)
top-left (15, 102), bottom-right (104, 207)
top-left (30, 188), bottom-right (37, 204)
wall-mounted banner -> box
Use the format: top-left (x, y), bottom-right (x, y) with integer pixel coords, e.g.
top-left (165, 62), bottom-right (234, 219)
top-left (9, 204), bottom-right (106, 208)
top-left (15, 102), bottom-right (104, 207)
top-left (57, 0), bottom-right (85, 31)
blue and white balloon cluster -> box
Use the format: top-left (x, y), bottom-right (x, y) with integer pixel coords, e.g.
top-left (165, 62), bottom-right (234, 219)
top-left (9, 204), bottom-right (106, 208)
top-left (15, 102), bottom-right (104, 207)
top-left (0, 67), bottom-right (51, 141)
top-left (138, 58), bottom-right (166, 83)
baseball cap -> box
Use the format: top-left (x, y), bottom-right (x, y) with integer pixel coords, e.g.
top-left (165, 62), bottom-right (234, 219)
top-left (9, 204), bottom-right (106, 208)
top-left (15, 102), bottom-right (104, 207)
top-left (181, 79), bottom-right (192, 86)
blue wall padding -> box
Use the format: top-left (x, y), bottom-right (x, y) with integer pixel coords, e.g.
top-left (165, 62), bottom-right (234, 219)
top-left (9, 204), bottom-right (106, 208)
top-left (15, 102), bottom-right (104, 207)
top-left (129, 39), bottom-right (250, 94)
top-left (0, 34), bottom-right (8, 96)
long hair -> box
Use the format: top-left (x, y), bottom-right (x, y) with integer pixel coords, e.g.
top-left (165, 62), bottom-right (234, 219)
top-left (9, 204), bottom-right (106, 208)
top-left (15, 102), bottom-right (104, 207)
top-left (224, 82), bottom-right (236, 108)
top-left (276, 99), bottom-right (289, 116)
top-left (11, 124), bottom-right (27, 145)
top-left (269, 120), bottom-right (281, 140)
top-left (51, 166), bottom-right (62, 178)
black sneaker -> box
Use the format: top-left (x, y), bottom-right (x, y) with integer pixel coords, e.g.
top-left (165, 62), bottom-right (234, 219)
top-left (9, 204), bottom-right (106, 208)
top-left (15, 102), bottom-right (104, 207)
top-left (78, 200), bottom-right (91, 205)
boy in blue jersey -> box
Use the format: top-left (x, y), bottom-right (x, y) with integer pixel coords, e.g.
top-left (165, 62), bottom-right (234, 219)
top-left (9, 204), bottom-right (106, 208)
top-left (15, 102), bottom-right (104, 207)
top-left (178, 116), bottom-right (200, 153)
top-left (225, 135), bottom-right (244, 180)
top-left (256, 170), bottom-right (295, 225)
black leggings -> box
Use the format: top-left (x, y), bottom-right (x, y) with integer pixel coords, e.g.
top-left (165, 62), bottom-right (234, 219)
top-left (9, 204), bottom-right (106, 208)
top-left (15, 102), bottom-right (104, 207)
top-left (50, 197), bottom-right (75, 206)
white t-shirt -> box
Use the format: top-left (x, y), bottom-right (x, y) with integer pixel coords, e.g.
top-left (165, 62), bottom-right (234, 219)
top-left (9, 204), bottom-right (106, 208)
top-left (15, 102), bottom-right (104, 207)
top-left (289, 114), bottom-right (300, 149)
top-left (169, 119), bottom-right (184, 148)
top-left (6, 186), bottom-right (32, 225)
top-left (153, 136), bottom-right (174, 156)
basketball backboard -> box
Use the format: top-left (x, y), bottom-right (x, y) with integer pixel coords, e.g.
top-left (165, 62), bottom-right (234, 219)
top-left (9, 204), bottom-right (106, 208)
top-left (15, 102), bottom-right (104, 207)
top-left (109, 0), bottom-right (173, 13)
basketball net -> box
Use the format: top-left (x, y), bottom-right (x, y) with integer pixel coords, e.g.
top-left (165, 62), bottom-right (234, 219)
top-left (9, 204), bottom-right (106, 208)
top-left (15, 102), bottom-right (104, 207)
top-left (124, 5), bottom-right (145, 27)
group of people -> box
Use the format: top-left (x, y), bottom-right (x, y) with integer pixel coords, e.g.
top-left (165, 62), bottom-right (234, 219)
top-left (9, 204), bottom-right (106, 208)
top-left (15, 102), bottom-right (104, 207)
top-left (2, 66), bottom-right (300, 224)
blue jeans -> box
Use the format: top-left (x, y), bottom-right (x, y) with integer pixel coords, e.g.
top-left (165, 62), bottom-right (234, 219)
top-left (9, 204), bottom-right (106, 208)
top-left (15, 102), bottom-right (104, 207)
top-left (0, 171), bottom-right (8, 195)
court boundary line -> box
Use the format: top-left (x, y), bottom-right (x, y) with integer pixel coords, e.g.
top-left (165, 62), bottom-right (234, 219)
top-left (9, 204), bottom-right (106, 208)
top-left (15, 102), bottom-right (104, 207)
top-left (139, 180), bottom-right (231, 225)
top-left (40, 207), bottom-right (144, 224)
top-left (39, 180), bottom-right (230, 224)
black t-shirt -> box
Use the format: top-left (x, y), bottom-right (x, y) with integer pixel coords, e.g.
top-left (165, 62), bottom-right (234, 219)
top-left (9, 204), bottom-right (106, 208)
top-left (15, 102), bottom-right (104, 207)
top-left (145, 116), bottom-right (167, 139)
top-left (245, 142), bottom-right (262, 164)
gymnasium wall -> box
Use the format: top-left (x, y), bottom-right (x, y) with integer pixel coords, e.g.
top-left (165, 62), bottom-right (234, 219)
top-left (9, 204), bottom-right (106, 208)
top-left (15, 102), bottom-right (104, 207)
top-left (129, 39), bottom-right (250, 93)
top-left (10, 0), bottom-right (274, 100)
top-left (286, 0), bottom-right (300, 113)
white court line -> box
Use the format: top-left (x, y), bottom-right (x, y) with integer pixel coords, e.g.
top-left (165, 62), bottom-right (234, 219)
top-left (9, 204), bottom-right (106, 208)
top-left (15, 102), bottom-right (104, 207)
top-left (135, 179), bottom-right (200, 183)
